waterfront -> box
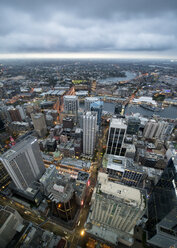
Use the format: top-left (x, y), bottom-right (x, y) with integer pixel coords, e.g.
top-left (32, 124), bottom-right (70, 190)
top-left (103, 102), bottom-right (177, 119)
top-left (80, 101), bottom-right (177, 119)
top-left (98, 71), bottom-right (136, 84)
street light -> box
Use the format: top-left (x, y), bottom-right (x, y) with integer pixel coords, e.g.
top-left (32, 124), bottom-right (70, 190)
top-left (80, 229), bottom-right (85, 237)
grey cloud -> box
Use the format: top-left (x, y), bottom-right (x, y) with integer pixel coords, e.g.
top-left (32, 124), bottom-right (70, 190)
top-left (0, 0), bottom-right (177, 56)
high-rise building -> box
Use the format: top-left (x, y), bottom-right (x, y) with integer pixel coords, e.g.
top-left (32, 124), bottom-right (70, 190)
top-left (143, 119), bottom-right (173, 140)
top-left (114, 103), bottom-right (122, 115)
top-left (127, 116), bottom-right (141, 135)
top-left (63, 95), bottom-right (78, 114)
top-left (31, 113), bottom-right (47, 137)
top-left (146, 156), bottom-right (177, 246)
top-left (143, 120), bottom-right (158, 139)
top-left (0, 136), bottom-right (46, 191)
top-left (16, 105), bottom-right (26, 121)
top-left (83, 112), bottom-right (97, 156)
top-left (86, 172), bottom-right (145, 246)
top-left (84, 97), bottom-right (99, 111)
top-left (106, 154), bottom-right (144, 187)
top-left (106, 117), bottom-right (127, 156)
top-left (7, 106), bottom-right (22, 122)
top-left (90, 100), bottom-right (103, 127)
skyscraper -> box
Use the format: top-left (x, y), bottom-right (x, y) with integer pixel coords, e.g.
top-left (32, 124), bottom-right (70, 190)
top-left (7, 106), bottom-right (22, 122)
top-left (83, 112), bottom-right (97, 156)
top-left (146, 155), bottom-right (177, 248)
top-left (31, 113), bottom-right (47, 138)
top-left (114, 103), bottom-right (122, 115)
top-left (63, 95), bottom-right (78, 114)
top-left (143, 119), bottom-right (173, 140)
top-left (0, 136), bottom-right (46, 191)
top-left (90, 100), bottom-right (103, 127)
top-left (86, 172), bottom-right (145, 246)
top-left (106, 117), bottom-right (127, 156)
top-left (84, 97), bottom-right (99, 111)
top-left (127, 116), bottom-right (140, 135)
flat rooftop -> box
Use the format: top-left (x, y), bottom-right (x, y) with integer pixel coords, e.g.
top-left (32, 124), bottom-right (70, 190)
top-left (110, 117), bottom-right (127, 128)
top-left (1, 136), bottom-right (37, 160)
top-left (64, 95), bottom-right (78, 99)
top-left (85, 97), bottom-right (99, 101)
top-left (60, 158), bottom-right (91, 170)
top-left (107, 154), bottom-right (143, 173)
top-left (98, 172), bottom-right (144, 206)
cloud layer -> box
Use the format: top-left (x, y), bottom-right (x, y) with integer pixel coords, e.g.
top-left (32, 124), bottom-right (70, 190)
top-left (0, 0), bottom-right (177, 57)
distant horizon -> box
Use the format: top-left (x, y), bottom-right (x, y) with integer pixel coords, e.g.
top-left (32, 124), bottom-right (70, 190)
top-left (0, 52), bottom-right (177, 61)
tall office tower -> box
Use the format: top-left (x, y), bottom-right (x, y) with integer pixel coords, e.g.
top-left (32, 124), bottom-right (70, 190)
top-left (146, 156), bottom-right (177, 247)
top-left (63, 95), bottom-right (78, 114)
top-left (114, 103), bottom-right (122, 115)
top-left (86, 172), bottom-right (145, 246)
top-left (16, 105), bottom-right (26, 121)
top-left (143, 119), bottom-right (174, 140)
top-left (127, 116), bottom-right (141, 135)
top-left (31, 113), bottom-right (47, 138)
top-left (7, 106), bottom-right (22, 122)
top-left (106, 117), bottom-right (127, 156)
top-left (143, 120), bottom-right (159, 139)
top-left (84, 97), bottom-right (99, 111)
top-left (90, 100), bottom-right (103, 127)
top-left (154, 120), bottom-right (168, 139)
top-left (0, 136), bottom-right (46, 191)
top-left (83, 112), bottom-right (97, 156)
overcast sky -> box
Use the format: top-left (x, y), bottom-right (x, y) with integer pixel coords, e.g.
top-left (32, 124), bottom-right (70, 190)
top-left (0, 0), bottom-right (177, 59)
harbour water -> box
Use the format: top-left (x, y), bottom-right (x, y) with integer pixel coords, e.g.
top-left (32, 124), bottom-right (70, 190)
top-left (98, 71), bottom-right (136, 84)
top-left (80, 102), bottom-right (177, 119)
top-left (103, 102), bottom-right (177, 119)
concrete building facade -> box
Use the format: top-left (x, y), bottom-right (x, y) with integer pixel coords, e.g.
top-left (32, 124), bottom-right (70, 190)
top-left (0, 136), bottom-right (46, 191)
top-left (31, 113), bottom-right (47, 137)
top-left (106, 117), bottom-right (127, 156)
top-left (83, 112), bottom-right (97, 156)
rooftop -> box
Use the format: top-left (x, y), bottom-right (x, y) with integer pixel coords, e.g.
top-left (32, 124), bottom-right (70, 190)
top-left (60, 157), bottom-right (91, 170)
top-left (1, 136), bottom-right (37, 160)
top-left (97, 172), bottom-right (144, 206)
top-left (64, 95), bottom-right (78, 100)
top-left (85, 97), bottom-right (99, 101)
top-left (110, 117), bottom-right (127, 128)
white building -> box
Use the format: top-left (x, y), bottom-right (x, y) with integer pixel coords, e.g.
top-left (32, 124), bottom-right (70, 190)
top-left (106, 117), bottom-right (127, 156)
top-left (16, 105), bottom-right (26, 121)
top-left (143, 119), bottom-right (173, 140)
top-left (0, 136), bottom-right (46, 191)
top-left (63, 95), bottom-right (78, 114)
top-left (83, 112), bottom-right (97, 156)
top-left (84, 97), bottom-right (99, 111)
top-left (86, 172), bottom-right (145, 246)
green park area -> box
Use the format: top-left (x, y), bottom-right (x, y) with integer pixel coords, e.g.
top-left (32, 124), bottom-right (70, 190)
top-left (72, 80), bottom-right (87, 84)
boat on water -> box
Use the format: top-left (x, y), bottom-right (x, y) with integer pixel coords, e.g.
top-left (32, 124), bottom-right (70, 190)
top-left (140, 104), bottom-right (162, 112)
